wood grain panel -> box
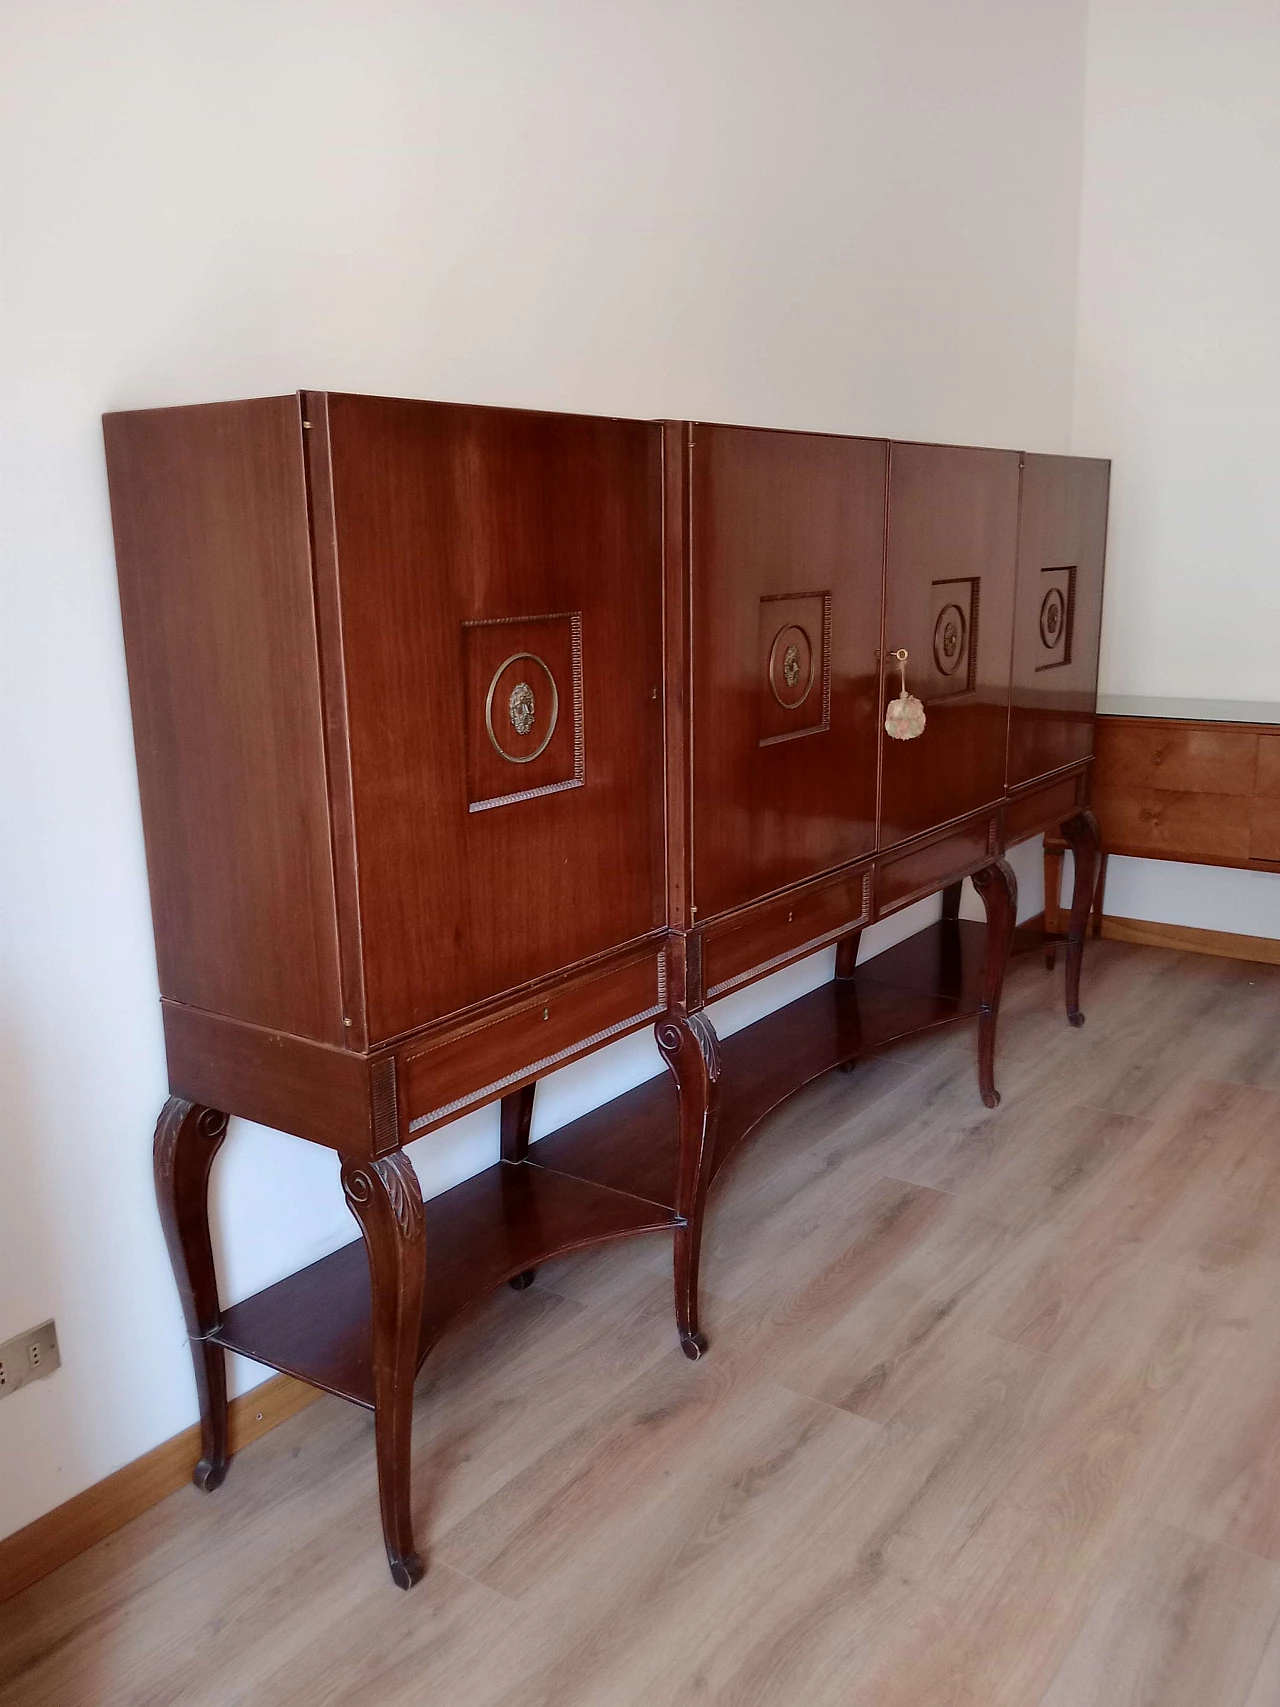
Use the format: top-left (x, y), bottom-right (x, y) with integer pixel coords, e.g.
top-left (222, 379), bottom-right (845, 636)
top-left (1251, 798), bottom-right (1280, 862)
top-left (318, 395), bottom-right (666, 1042)
top-left (700, 862), bottom-right (873, 999)
top-left (1095, 720), bottom-right (1259, 797)
top-left (875, 817), bottom-right (996, 915)
top-left (104, 397), bottom-right (346, 1044)
top-left (1093, 715), bottom-right (1280, 870)
top-left (401, 952), bottom-right (664, 1134)
top-left (687, 423), bottom-right (886, 920)
top-left (1255, 735), bottom-right (1280, 798)
top-left (1004, 769), bottom-right (1086, 845)
top-left (162, 1002), bottom-right (377, 1154)
top-left (1097, 787), bottom-right (1256, 863)
top-left (1008, 453), bottom-right (1110, 787)
top-left (880, 443), bottom-right (1020, 844)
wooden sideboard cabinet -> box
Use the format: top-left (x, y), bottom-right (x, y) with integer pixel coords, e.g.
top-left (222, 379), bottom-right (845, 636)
top-left (106, 393), bottom-right (674, 1590)
top-left (105, 394), bottom-right (1109, 1588)
top-left (539, 429), bottom-right (1110, 1365)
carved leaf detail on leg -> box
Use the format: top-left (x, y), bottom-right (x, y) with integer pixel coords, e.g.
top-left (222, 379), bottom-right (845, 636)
top-left (343, 1152), bottom-right (424, 1242)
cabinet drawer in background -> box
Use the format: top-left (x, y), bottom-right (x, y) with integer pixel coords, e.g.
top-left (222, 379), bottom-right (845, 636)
top-left (875, 815), bottom-right (997, 915)
top-left (402, 951), bottom-right (666, 1136)
top-left (701, 864), bottom-right (872, 1000)
top-left (1094, 720), bottom-right (1258, 797)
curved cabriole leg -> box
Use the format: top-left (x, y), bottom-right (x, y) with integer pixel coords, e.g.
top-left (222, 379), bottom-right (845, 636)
top-left (341, 1152), bottom-right (428, 1591)
top-left (500, 1083), bottom-right (538, 1291)
top-left (834, 929), bottom-right (862, 1072)
top-left (971, 858), bottom-right (1018, 1110)
top-left (1061, 809), bottom-right (1101, 1028)
top-left (656, 1013), bottom-right (722, 1361)
top-left (153, 1098), bottom-right (231, 1492)
top-left (1042, 836), bottom-right (1066, 970)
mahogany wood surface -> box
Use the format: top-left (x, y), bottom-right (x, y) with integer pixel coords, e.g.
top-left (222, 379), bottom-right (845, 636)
top-left (534, 918), bottom-right (995, 1207)
top-left (399, 947), bottom-right (665, 1136)
top-left (104, 390), bottom-right (1111, 1588)
top-left (104, 398), bottom-right (345, 1044)
top-left (1061, 809), bottom-right (1102, 1026)
top-left (879, 443), bottom-right (1020, 845)
top-left (314, 394), bottom-right (667, 1042)
top-left (152, 1099), bottom-right (231, 1492)
top-left (161, 1001), bottom-right (381, 1155)
top-left (1003, 765), bottom-right (1088, 845)
top-left (656, 1014), bottom-right (722, 1359)
top-left (875, 812), bottom-right (997, 914)
top-left (970, 858), bottom-right (1017, 1106)
top-left (686, 423), bottom-right (886, 919)
top-left (1008, 454), bottom-right (1110, 789)
top-left (339, 1152), bottom-right (428, 1589)
top-left (212, 1160), bottom-right (679, 1408)
top-left (699, 861), bottom-right (872, 1000)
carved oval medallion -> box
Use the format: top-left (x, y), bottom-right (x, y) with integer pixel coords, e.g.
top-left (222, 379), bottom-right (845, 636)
top-left (768, 623), bottom-right (814, 710)
top-left (485, 653), bottom-right (559, 763)
top-left (932, 603), bottom-right (967, 677)
top-left (1040, 586), bottom-right (1065, 649)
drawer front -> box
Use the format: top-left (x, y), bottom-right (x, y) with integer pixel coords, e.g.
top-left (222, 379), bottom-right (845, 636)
top-left (1253, 738), bottom-right (1280, 860)
top-left (875, 816), bottom-right (997, 916)
top-left (1095, 720), bottom-right (1258, 797)
top-left (701, 865), bottom-right (872, 1000)
top-left (402, 951), bottom-right (665, 1135)
top-left (1005, 771), bottom-right (1085, 845)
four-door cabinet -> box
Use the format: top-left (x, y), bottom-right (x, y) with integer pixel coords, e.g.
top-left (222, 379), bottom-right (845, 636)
top-left (104, 394), bottom-right (1108, 1588)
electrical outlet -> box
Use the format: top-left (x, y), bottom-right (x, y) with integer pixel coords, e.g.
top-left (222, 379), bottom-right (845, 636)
top-left (0, 1320), bottom-right (60, 1399)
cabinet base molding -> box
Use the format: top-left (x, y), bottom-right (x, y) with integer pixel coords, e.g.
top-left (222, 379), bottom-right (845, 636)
top-left (1098, 914), bottom-right (1280, 966)
top-left (0, 1373), bottom-right (319, 1604)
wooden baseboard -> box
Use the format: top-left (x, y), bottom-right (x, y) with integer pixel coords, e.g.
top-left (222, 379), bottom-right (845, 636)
top-left (0, 1372), bottom-right (321, 1603)
top-left (1099, 914), bottom-right (1280, 966)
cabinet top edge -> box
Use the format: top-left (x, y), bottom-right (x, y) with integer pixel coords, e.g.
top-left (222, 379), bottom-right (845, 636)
top-left (99, 393), bottom-right (1109, 465)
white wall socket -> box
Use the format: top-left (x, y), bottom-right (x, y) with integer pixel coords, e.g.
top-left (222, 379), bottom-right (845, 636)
top-left (0, 1320), bottom-right (61, 1398)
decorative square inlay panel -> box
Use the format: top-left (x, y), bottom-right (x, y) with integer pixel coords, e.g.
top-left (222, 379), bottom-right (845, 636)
top-left (926, 577), bottom-right (979, 701)
top-left (758, 592), bottom-right (831, 747)
top-left (463, 612), bottom-right (584, 811)
top-left (1035, 565), bottom-right (1076, 671)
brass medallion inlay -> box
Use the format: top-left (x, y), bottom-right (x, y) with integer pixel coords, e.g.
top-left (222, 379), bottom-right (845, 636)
top-left (1040, 586), bottom-right (1065, 649)
top-left (768, 623), bottom-right (814, 710)
top-left (933, 602), bottom-right (967, 677)
top-left (508, 681), bottom-right (535, 736)
top-left (485, 652), bottom-right (558, 763)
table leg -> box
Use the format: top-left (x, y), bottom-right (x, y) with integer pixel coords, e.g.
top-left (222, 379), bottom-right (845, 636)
top-left (341, 1151), bottom-right (427, 1590)
top-left (500, 1084), bottom-right (538, 1290)
top-left (1062, 809), bottom-right (1101, 1028)
top-left (971, 858), bottom-right (1018, 1109)
top-left (656, 1012), bottom-right (722, 1361)
top-left (153, 1097), bottom-right (230, 1492)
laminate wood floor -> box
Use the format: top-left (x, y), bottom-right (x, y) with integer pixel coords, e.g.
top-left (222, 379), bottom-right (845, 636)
top-left (3, 940), bottom-right (1280, 1706)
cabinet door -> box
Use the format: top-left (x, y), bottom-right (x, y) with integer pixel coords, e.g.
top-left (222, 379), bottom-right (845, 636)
top-left (880, 443), bottom-right (1020, 847)
top-left (1008, 455), bottom-right (1110, 788)
top-left (688, 424), bottom-right (886, 921)
top-left (318, 394), bottom-right (666, 1043)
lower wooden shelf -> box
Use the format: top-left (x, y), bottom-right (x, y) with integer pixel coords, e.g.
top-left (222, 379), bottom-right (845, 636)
top-left (212, 1163), bottom-right (678, 1407)
top-left (212, 919), bottom-right (988, 1410)
top-left (536, 917), bottom-right (986, 1198)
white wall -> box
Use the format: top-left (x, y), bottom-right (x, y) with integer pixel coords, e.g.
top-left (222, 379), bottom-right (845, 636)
top-left (0, 0), bottom-right (1089, 1543)
top-left (1073, 0), bottom-right (1280, 934)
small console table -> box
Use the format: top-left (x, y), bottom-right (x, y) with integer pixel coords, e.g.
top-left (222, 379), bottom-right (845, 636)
top-left (1043, 696), bottom-right (1280, 954)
